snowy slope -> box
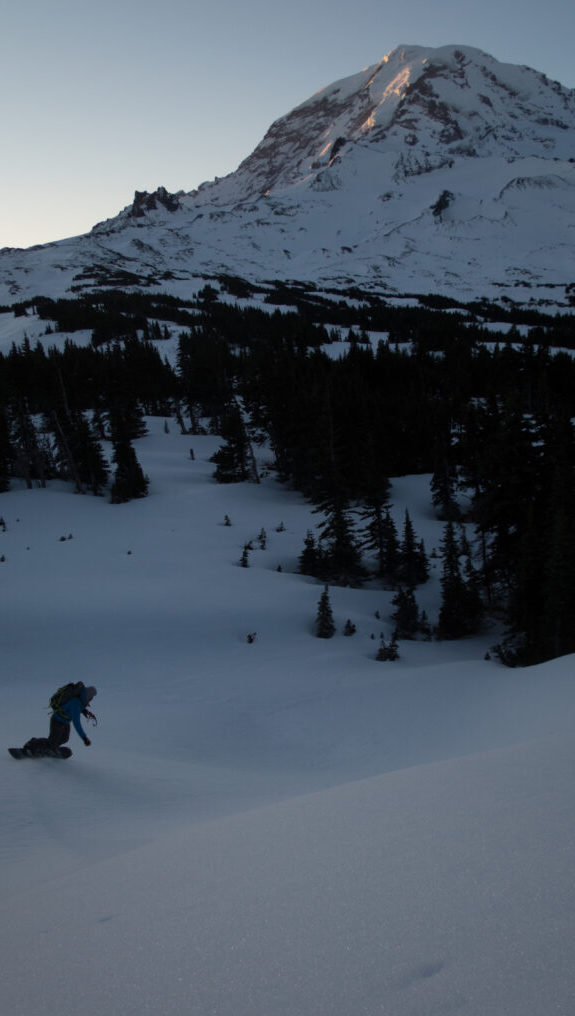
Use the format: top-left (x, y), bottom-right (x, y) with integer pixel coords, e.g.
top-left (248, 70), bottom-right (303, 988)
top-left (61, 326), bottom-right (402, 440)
top-left (1, 44), bottom-right (575, 306)
top-left (4, 733), bottom-right (575, 1016)
top-left (2, 420), bottom-right (575, 1015)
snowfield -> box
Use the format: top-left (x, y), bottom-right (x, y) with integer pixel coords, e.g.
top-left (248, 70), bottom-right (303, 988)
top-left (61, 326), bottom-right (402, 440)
top-left (2, 419), bottom-right (575, 1015)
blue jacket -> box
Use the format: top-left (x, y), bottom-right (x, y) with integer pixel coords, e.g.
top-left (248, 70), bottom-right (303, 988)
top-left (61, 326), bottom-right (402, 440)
top-left (53, 687), bottom-right (90, 741)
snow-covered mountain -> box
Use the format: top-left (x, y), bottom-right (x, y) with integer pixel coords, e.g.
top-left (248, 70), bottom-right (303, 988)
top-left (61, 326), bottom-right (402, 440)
top-left (2, 44), bottom-right (575, 306)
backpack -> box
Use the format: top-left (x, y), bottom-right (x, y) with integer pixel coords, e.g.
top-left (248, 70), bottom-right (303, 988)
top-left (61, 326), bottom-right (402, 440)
top-left (49, 681), bottom-right (85, 714)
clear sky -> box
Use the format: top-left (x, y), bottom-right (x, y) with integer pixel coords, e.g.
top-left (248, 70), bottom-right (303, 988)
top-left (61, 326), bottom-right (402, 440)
top-left (2, 0), bottom-right (574, 249)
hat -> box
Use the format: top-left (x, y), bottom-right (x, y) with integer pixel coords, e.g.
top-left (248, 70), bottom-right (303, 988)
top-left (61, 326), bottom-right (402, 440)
top-left (85, 686), bottom-right (97, 702)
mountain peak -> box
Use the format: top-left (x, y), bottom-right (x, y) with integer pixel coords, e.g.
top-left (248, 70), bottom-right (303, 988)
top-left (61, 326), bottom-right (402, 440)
top-left (219, 43), bottom-right (574, 200)
top-left (1, 44), bottom-right (575, 306)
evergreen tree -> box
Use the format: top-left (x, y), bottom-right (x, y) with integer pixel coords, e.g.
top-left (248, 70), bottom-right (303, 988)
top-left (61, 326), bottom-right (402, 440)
top-left (315, 495), bottom-right (366, 586)
top-left (436, 521), bottom-right (481, 639)
top-left (45, 409), bottom-right (84, 490)
top-left (359, 494), bottom-right (394, 580)
top-left (380, 507), bottom-right (401, 585)
top-left (315, 586), bottom-right (336, 638)
top-left (504, 503), bottom-right (542, 661)
top-left (110, 440), bottom-right (149, 503)
top-left (43, 403), bottom-right (109, 496)
top-left (419, 610), bottom-right (432, 640)
top-left (176, 329), bottom-right (233, 422)
top-left (376, 631), bottom-right (400, 661)
top-left (538, 448), bottom-right (575, 661)
top-left (485, 413), bottom-right (575, 663)
top-left (298, 530), bottom-right (322, 578)
top-left (391, 586), bottom-right (422, 639)
top-left (469, 400), bottom-right (540, 601)
top-left (210, 404), bottom-right (251, 483)
top-left (376, 633), bottom-right (387, 661)
top-left (430, 458), bottom-right (461, 521)
top-left (8, 398), bottom-right (48, 488)
top-left (387, 630), bottom-right (400, 660)
top-left (106, 390), bottom-right (148, 444)
top-left (91, 404), bottom-right (108, 441)
top-left (397, 510), bottom-right (429, 586)
top-left (72, 415), bottom-right (109, 495)
top-left (0, 407), bottom-right (13, 492)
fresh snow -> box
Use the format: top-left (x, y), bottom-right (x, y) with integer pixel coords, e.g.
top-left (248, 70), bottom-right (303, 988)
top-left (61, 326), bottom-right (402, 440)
top-left (2, 418), bottom-right (575, 1015)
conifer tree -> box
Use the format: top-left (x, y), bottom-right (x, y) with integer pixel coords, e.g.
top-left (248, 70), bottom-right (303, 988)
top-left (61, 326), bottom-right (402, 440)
top-left (210, 404), bottom-right (251, 483)
top-left (376, 631), bottom-right (400, 660)
top-left (387, 630), bottom-right (400, 660)
top-left (106, 394), bottom-right (148, 444)
top-left (46, 410), bottom-right (82, 490)
top-left (488, 414), bottom-right (574, 663)
top-left (110, 440), bottom-right (149, 503)
top-left (8, 398), bottom-right (48, 488)
top-left (359, 495), bottom-right (394, 580)
top-left (45, 407), bottom-right (107, 494)
top-left (397, 509), bottom-right (429, 586)
top-left (469, 400), bottom-right (538, 599)
top-left (505, 503), bottom-right (541, 661)
top-left (315, 495), bottom-right (366, 586)
top-left (430, 458), bottom-right (461, 521)
top-left (298, 530), bottom-right (322, 578)
top-left (376, 633), bottom-right (387, 661)
top-left (462, 555), bottom-right (483, 631)
top-left (539, 460), bottom-right (575, 661)
top-left (391, 586), bottom-right (421, 639)
top-left (380, 507), bottom-right (401, 585)
top-left (0, 408), bottom-right (13, 492)
top-left (436, 521), bottom-right (481, 639)
top-left (65, 414), bottom-right (109, 494)
top-left (315, 586), bottom-right (336, 638)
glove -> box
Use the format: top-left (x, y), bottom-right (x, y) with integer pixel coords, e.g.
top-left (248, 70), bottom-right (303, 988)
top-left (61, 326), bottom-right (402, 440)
top-left (83, 737), bottom-right (91, 747)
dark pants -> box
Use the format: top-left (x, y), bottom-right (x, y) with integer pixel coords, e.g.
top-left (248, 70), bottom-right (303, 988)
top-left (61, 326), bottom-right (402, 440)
top-left (48, 716), bottom-right (70, 747)
top-left (24, 716), bottom-right (70, 753)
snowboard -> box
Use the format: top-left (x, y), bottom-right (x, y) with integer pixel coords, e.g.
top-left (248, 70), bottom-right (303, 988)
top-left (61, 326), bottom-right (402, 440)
top-left (8, 746), bottom-right (72, 759)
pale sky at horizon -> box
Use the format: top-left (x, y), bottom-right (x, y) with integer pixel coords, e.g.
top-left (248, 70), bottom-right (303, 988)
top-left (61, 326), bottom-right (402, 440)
top-left (2, 0), bottom-right (574, 250)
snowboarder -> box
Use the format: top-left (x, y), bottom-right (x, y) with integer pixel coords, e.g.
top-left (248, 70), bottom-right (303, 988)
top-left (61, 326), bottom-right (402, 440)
top-left (20, 684), bottom-right (98, 757)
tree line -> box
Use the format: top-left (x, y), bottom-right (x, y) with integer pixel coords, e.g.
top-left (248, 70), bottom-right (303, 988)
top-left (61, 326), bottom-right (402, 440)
top-left (2, 285), bottom-right (575, 664)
